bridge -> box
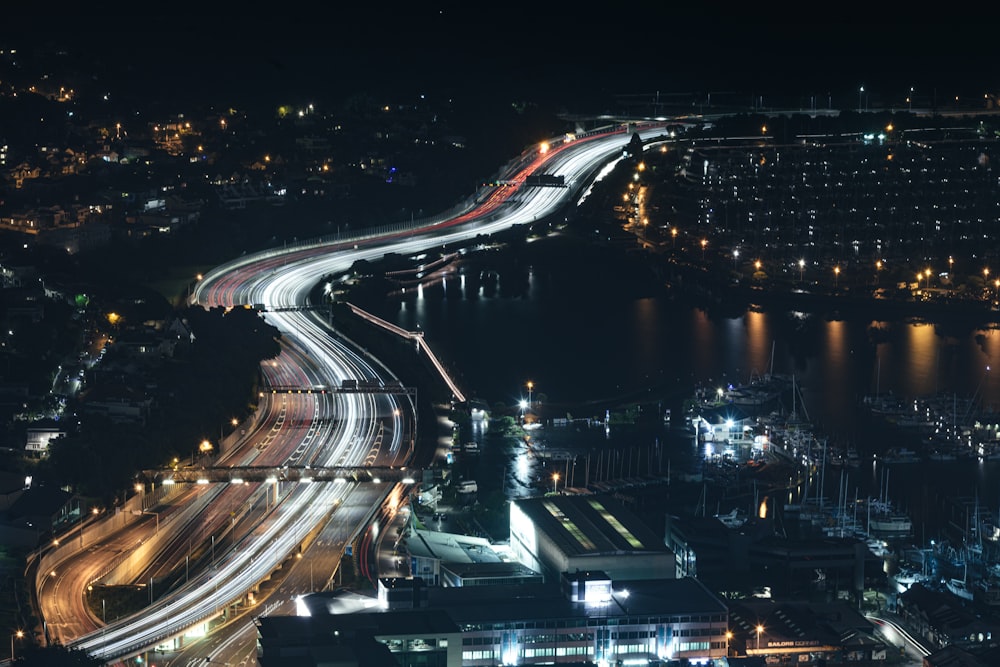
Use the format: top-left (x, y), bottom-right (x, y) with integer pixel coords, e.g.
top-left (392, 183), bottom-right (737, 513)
top-left (263, 382), bottom-right (417, 398)
top-left (145, 465), bottom-right (421, 485)
top-left (345, 302), bottom-right (467, 403)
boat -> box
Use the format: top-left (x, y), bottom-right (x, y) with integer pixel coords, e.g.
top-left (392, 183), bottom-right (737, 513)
top-left (866, 537), bottom-right (890, 558)
top-left (946, 559), bottom-right (975, 602)
top-left (892, 566), bottom-right (933, 593)
top-left (865, 469), bottom-right (914, 537)
top-left (868, 511), bottom-right (913, 537)
top-left (880, 447), bottom-right (921, 464)
top-left (714, 508), bottom-right (748, 529)
top-left (947, 577), bottom-right (974, 601)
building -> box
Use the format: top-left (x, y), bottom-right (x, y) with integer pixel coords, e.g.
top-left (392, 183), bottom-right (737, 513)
top-left (897, 583), bottom-right (1000, 652)
top-left (406, 527), bottom-right (542, 587)
top-left (665, 513), bottom-right (874, 599)
top-left (509, 494), bottom-right (676, 582)
top-left (727, 598), bottom-right (890, 663)
top-left (25, 422), bottom-right (66, 456)
top-left (260, 572), bottom-right (729, 666)
top-left (257, 603), bottom-right (461, 667)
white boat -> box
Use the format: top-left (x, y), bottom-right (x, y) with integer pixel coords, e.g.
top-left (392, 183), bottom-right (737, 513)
top-left (892, 567), bottom-right (932, 593)
top-left (947, 577), bottom-right (974, 601)
top-left (869, 513), bottom-right (913, 536)
top-left (866, 537), bottom-right (890, 558)
top-left (714, 508), bottom-right (748, 529)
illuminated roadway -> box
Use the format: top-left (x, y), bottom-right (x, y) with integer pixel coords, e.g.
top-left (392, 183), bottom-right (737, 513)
top-left (50, 121), bottom-right (675, 664)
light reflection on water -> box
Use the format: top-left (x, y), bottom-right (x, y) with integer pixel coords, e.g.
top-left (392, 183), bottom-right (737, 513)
top-left (365, 255), bottom-right (1000, 539)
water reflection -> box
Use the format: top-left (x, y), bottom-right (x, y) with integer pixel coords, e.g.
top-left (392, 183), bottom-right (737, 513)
top-left (362, 252), bottom-right (1000, 535)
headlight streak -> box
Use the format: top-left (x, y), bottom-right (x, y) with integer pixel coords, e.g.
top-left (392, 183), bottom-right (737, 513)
top-left (66, 124), bottom-right (670, 661)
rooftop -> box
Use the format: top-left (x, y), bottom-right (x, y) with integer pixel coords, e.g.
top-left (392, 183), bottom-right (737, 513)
top-left (511, 494), bottom-right (669, 557)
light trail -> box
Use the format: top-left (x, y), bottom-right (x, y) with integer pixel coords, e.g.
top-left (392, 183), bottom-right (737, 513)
top-left (58, 121), bottom-right (673, 662)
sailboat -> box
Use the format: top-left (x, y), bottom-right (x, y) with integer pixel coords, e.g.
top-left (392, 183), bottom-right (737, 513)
top-left (866, 468), bottom-right (913, 537)
top-left (947, 562), bottom-right (974, 601)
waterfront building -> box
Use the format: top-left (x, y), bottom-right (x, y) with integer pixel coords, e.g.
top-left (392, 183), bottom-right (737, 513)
top-left (897, 583), bottom-right (1000, 652)
top-left (509, 494), bottom-right (676, 582)
top-left (406, 526), bottom-right (543, 587)
top-left (258, 572), bottom-right (729, 666)
top-left (727, 598), bottom-right (889, 663)
top-left (665, 513), bottom-right (878, 600)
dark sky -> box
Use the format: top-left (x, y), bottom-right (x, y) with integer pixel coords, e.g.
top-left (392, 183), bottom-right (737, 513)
top-left (5, 11), bottom-right (997, 111)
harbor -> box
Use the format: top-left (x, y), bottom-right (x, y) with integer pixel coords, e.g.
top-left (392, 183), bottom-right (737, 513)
top-left (683, 369), bottom-right (1000, 615)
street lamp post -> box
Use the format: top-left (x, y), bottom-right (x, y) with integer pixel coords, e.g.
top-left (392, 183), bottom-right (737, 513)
top-left (798, 258), bottom-right (805, 282)
top-left (552, 473), bottom-right (560, 494)
top-left (834, 266), bottom-right (840, 288)
top-left (527, 381), bottom-right (533, 409)
top-left (11, 630), bottom-right (23, 662)
top-left (701, 239), bottom-right (707, 260)
top-left (756, 624), bottom-right (764, 651)
top-left (859, 85), bottom-right (864, 112)
top-left (197, 439), bottom-right (213, 466)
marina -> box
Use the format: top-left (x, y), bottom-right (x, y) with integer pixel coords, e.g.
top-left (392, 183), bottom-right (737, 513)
top-left (684, 369), bottom-right (1000, 616)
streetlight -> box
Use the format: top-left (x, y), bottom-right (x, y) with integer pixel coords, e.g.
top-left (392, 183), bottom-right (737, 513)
top-left (11, 630), bottom-right (23, 662)
top-left (798, 258), bottom-right (805, 282)
top-left (220, 417), bottom-right (239, 443)
top-left (925, 269), bottom-right (931, 289)
top-left (552, 472), bottom-right (560, 494)
top-left (198, 439), bottom-right (213, 464)
top-left (756, 624), bottom-right (764, 651)
top-left (725, 630), bottom-right (733, 656)
top-left (876, 259), bottom-right (882, 284)
top-left (671, 227), bottom-right (677, 248)
top-left (834, 266), bottom-right (840, 288)
top-left (526, 381), bottom-right (533, 408)
top-left (859, 85), bottom-right (864, 112)
top-left (701, 238), bottom-right (707, 260)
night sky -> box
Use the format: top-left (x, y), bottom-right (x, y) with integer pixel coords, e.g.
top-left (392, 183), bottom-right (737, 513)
top-left (4, 12), bottom-right (997, 111)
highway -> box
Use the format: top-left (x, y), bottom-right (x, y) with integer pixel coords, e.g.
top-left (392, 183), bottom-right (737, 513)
top-left (42, 121), bottom-right (674, 664)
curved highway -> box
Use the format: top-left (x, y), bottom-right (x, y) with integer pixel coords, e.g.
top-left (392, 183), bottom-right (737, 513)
top-left (53, 121), bottom-right (673, 663)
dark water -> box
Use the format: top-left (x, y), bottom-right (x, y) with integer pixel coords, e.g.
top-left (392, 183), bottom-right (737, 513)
top-left (359, 250), bottom-right (1000, 542)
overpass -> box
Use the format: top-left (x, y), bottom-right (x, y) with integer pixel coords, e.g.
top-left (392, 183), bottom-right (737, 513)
top-left (345, 302), bottom-right (467, 403)
top-left (146, 465), bottom-right (421, 485)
